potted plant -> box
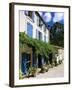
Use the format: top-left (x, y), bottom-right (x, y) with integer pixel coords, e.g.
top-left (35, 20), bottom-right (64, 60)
top-left (31, 67), bottom-right (37, 77)
top-left (45, 65), bottom-right (50, 72)
top-left (40, 65), bottom-right (46, 73)
top-left (27, 67), bottom-right (32, 77)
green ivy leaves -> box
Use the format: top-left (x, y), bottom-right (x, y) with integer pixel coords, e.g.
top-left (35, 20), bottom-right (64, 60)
top-left (19, 32), bottom-right (57, 59)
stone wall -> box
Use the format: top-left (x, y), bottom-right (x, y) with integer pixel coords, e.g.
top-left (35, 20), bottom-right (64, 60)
top-left (55, 48), bottom-right (64, 64)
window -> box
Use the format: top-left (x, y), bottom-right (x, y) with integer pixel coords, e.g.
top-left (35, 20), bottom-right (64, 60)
top-left (36, 29), bottom-right (38, 39)
top-left (38, 31), bottom-right (42, 40)
top-left (39, 19), bottom-right (43, 28)
top-left (28, 11), bottom-right (33, 18)
top-left (36, 15), bottom-right (43, 28)
top-left (27, 22), bottom-right (33, 37)
top-left (25, 11), bottom-right (34, 21)
top-left (44, 25), bottom-right (46, 33)
top-left (44, 25), bottom-right (46, 31)
top-left (44, 35), bottom-right (46, 42)
top-left (37, 16), bottom-right (39, 26)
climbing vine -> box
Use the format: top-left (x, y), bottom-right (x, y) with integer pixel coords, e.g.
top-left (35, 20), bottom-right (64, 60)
top-left (19, 32), bottom-right (58, 59)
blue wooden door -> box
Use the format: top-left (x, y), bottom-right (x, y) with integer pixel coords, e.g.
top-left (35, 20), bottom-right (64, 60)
top-left (21, 53), bottom-right (29, 75)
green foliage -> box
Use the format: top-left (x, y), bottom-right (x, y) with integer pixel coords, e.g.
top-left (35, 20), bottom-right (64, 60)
top-left (19, 32), bottom-right (58, 59)
top-left (58, 60), bottom-right (62, 65)
top-left (27, 67), bottom-right (37, 77)
top-left (50, 22), bottom-right (64, 47)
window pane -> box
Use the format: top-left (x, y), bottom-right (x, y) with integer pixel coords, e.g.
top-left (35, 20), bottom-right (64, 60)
top-left (36, 29), bottom-right (38, 39)
top-left (44, 35), bottom-right (46, 42)
top-left (38, 31), bottom-right (42, 40)
top-left (27, 23), bottom-right (33, 37)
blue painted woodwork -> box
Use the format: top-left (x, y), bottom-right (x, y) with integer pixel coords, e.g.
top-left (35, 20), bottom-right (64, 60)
top-left (21, 53), bottom-right (30, 75)
top-left (27, 22), bottom-right (33, 37)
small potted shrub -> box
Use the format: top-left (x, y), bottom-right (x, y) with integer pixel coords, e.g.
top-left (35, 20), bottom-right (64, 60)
top-left (45, 65), bottom-right (50, 72)
top-left (31, 67), bottom-right (37, 77)
top-left (54, 60), bottom-right (58, 66)
top-left (52, 62), bottom-right (55, 67)
top-left (40, 65), bottom-right (46, 73)
top-left (27, 67), bottom-right (32, 77)
top-left (58, 60), bottom-right (62, 64)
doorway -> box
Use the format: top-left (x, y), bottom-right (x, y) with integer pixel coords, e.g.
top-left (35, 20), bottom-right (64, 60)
top-left (38, 55), bottom-right (42, 68)
top-left (21, 53), bottom-right (31, 75)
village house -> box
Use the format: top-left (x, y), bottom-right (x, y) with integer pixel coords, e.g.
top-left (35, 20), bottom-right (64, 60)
top-left (19, 11), bottom-right (50, 76)
top-left (19, 11), bottom-right (64, 78)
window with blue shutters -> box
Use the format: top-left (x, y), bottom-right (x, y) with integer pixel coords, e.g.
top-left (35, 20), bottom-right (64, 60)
top-left (27, 23), bottom-right (33, 37)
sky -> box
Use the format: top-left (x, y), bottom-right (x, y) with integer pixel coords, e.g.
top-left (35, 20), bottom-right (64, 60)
top-left (38, 11), bottom-right (64, 27)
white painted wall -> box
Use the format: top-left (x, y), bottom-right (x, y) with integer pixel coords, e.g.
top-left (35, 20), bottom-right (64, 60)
top-left (20, 11), bottom-right (49, 43)
top-left (20, 11), bottom-right (26, 32)
top-left (55, 49), bottom-right (64, 63)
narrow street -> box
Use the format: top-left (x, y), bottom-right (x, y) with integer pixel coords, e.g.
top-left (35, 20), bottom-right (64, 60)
top-left (29, 63), bottom-right (64, 79)
top-left (36, 63), bottom-right (64, 78)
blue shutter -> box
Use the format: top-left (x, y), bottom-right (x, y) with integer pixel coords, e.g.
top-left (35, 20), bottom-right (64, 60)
top-left (27, 23), bottom-right (33, 37)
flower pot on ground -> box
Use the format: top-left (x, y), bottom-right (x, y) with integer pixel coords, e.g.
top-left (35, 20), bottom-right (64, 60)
top-left (27, 67), bottom-right (32, 77)
top-left (40, 66), bottom-right (46, 73)
top-left (31, 67), bottom-right (37, 77)
top-left (45, 65), bottom-right (50, 72)
top-left (54, 60), bottom-right (58, 66)
top-left (48, 64), bottom-right (52, 68)
top-left (37, 68), bottom-right (41, 74)
top-left (51, 64), bottom-right (54, 68)
top-left (52, 63), bottom-right (55, 67)
top-left (58, 60), bottom-right (62, 64)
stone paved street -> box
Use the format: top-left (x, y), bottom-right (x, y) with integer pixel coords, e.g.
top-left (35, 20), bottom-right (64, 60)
top-left (29, 63), bottom-right (64, 79)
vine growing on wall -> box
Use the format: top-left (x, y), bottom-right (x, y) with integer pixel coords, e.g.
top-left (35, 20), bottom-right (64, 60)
top-left (19, 32), bottom-right (58, 59)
